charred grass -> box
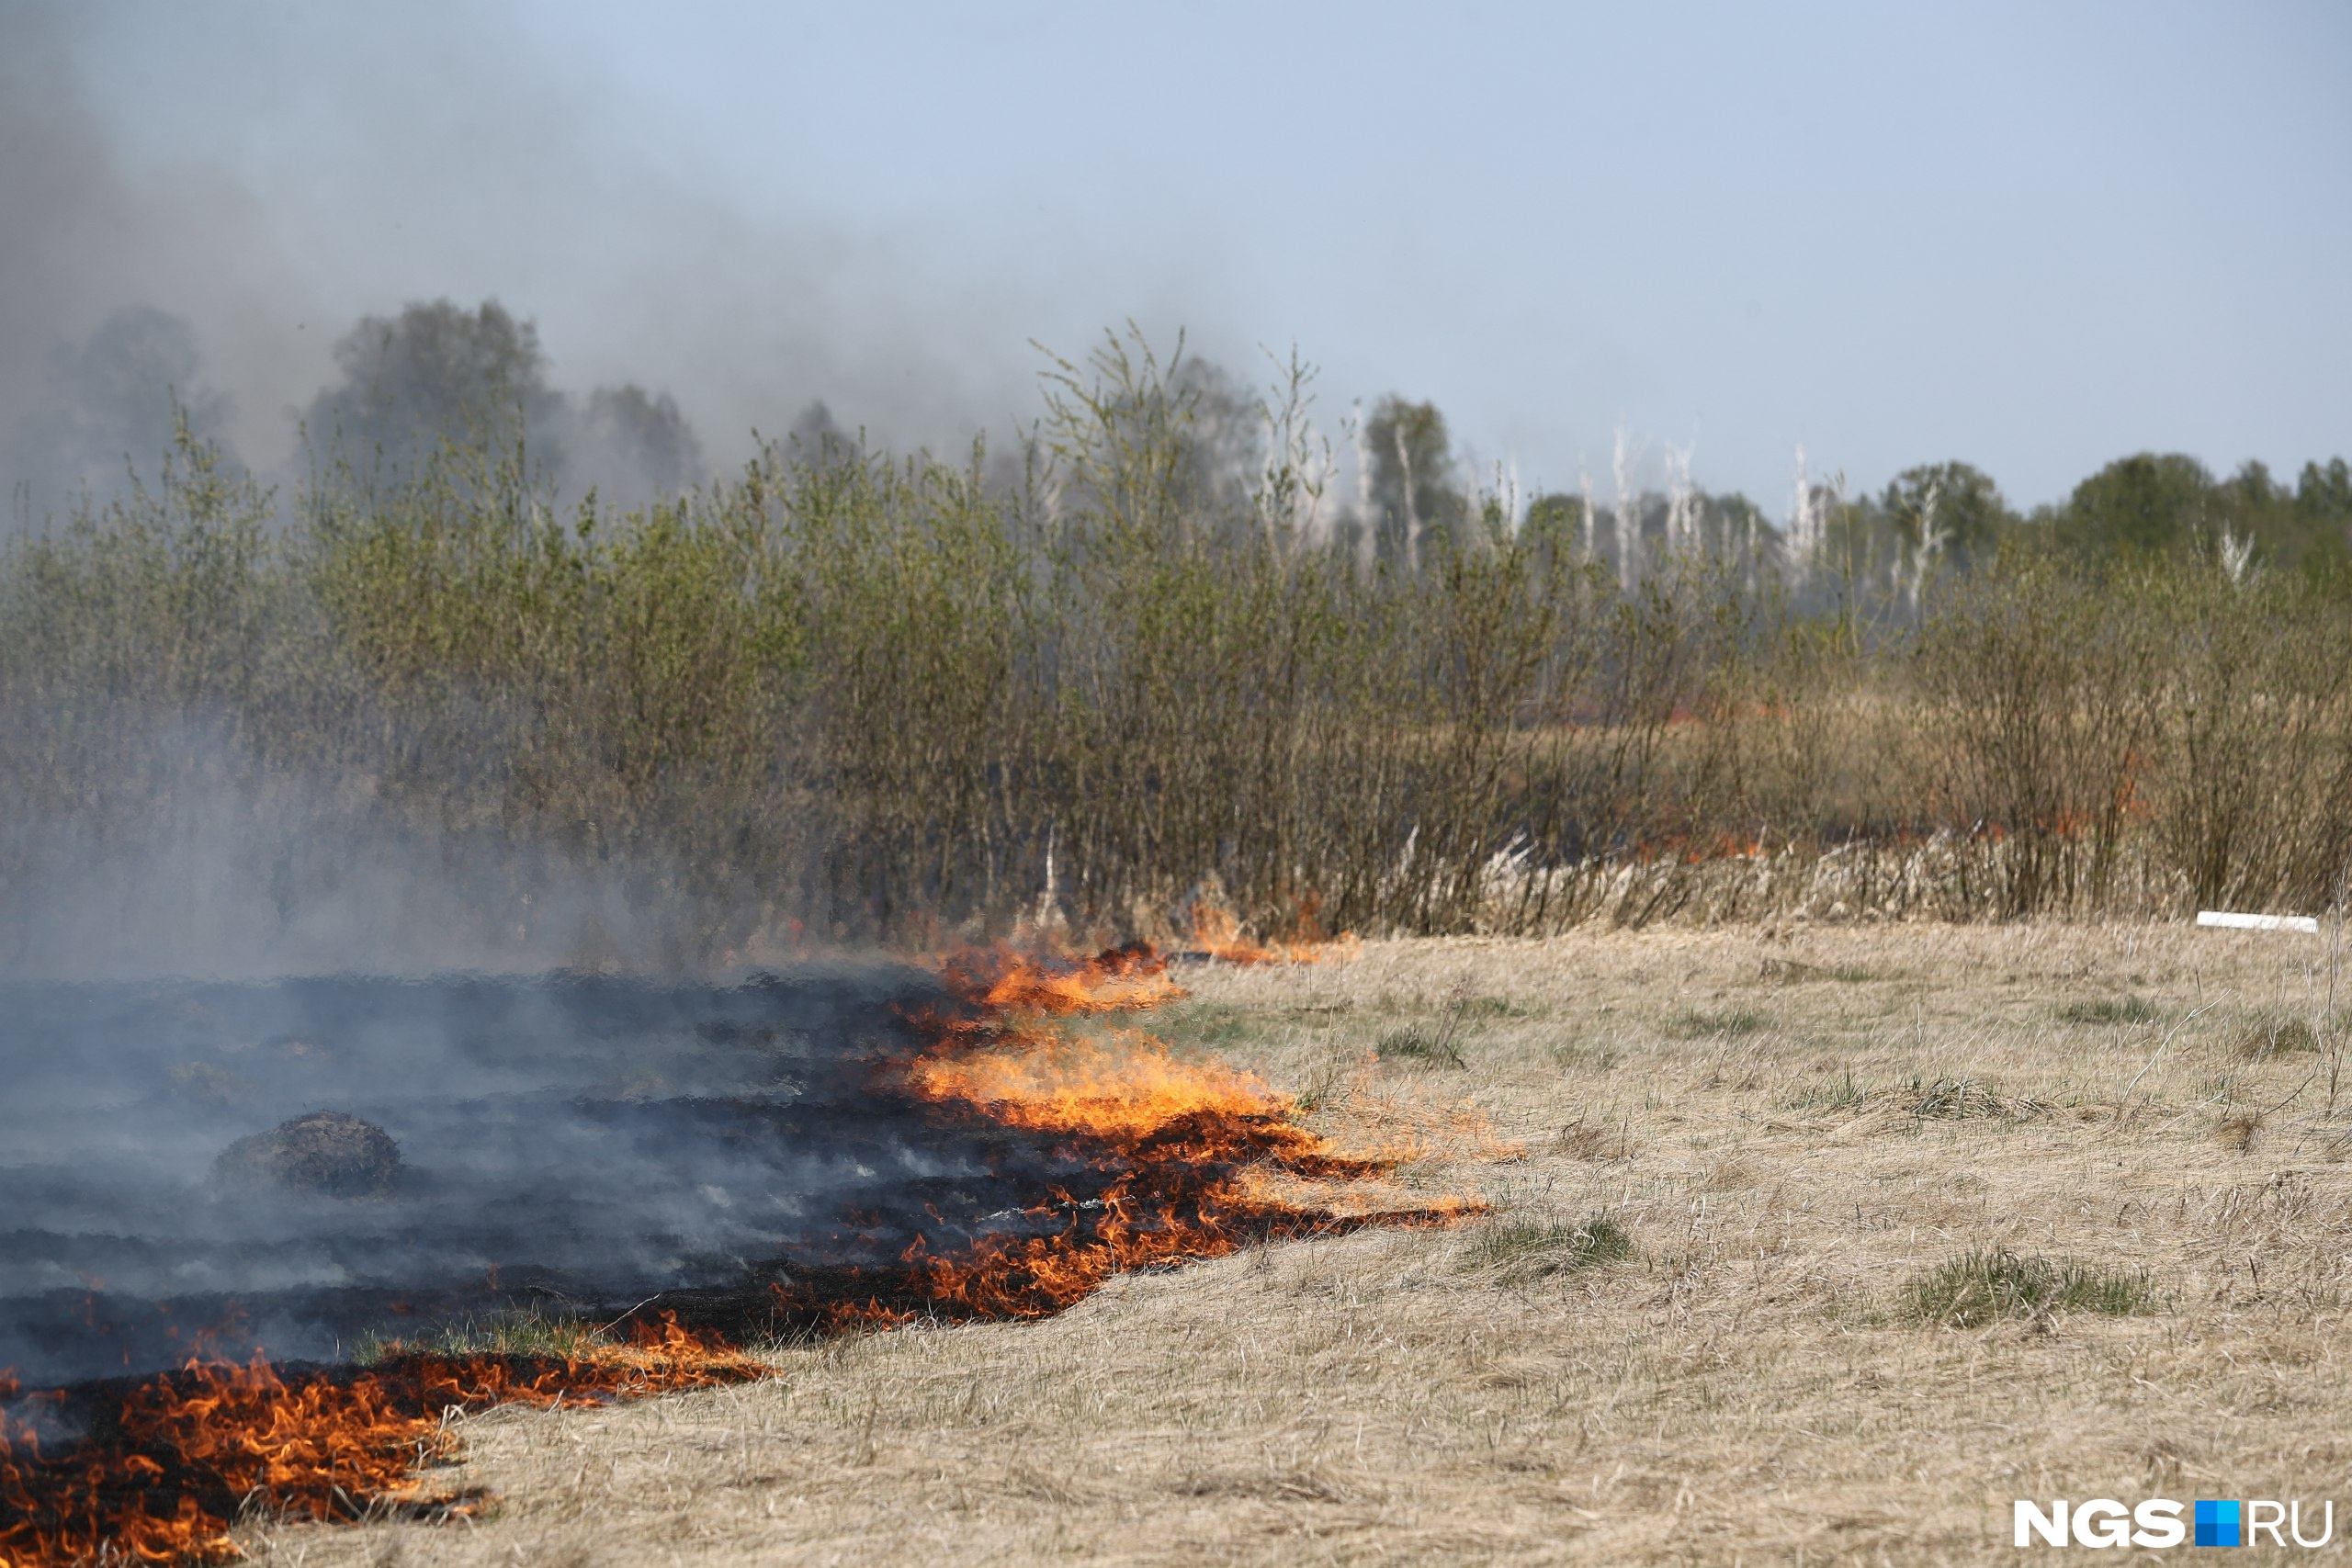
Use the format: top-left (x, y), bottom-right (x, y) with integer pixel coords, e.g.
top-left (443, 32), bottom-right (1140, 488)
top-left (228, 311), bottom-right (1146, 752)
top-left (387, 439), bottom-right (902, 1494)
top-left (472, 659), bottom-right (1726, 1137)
top-left (246, 921), bottom-right (2352, 1566)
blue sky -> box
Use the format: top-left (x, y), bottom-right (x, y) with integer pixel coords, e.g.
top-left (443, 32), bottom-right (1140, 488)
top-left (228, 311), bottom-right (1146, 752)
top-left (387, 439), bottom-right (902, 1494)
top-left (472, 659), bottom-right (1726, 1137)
top-left (23, 1), bottom-right (2352, 508)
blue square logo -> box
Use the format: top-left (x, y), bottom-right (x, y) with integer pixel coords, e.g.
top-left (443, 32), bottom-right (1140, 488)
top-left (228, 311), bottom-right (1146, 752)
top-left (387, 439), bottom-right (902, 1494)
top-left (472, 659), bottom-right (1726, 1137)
top-left (2196, 1499), bottom-right (2242, 1547)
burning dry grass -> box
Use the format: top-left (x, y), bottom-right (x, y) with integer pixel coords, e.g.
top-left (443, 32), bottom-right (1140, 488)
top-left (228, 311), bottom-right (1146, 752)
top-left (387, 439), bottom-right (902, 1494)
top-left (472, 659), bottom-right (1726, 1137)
top-left (223, 920), bottom-right (2352, 1565)
top-left (1, 1317), bottom-right (765, 1567)
top-left (3, 936), bottom-right (1464, 1565)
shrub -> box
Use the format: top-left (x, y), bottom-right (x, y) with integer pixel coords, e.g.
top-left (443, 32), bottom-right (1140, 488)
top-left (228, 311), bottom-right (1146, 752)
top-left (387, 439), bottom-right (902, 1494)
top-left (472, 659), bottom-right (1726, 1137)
top-left (3, 334), bottom-right (2347, 964)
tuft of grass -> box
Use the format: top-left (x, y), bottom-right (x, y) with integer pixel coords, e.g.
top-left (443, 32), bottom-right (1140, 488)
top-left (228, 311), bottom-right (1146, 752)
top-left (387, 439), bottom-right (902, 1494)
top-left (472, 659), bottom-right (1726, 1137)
top-left (1553, 1117), bottom-right (1634, 1160)
top-left (1665, 1008), bottom-right (1770, 1040)
top-left (2215, 1109), bottom-right (2264, 1152)
top-left (1782, 1071), bottom-right (1866, 1112)
top-left (1376, 1022), bottom-right (1464, 1067)
top-left (1759, 959), bottom-right (1881, 984)
top-left (1291, 1045), bottom-right (1361, 1113)
top-left (1461, 1212), bottom-right (1634, 1280)
top-left (1904, 1074), bottom-right (2050, 1122)
top-left (1901, 1247), bottom-right (2157, 1326)
top-left (350, 1305), bottom-right (606, 1364)
top-left (2055, 996), bottom-right (2162, 1026)
top-left (1376, 989), bottom-right (1476, 1067)
top-left (1547, 1040), bottom-right (1619, 1071)
top-left (1906, 1074), bottom-right (2027, 1120)
top-left (2233, 1014), bottom-right (2321, 1059)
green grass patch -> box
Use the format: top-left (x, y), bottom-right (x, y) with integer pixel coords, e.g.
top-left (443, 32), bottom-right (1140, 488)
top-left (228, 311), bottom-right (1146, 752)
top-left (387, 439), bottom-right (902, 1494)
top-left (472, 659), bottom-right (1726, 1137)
top-left (2055, 996), bottom-right (2162, 1026)
top-left (1547, 1039), bottom-right (1620, 1071)
top-left (1665, 1007), bottom-right (1771, 1040)
top-left (2233, 1014), bottom-right (2322, 1059)
top-left (1462, 1212), bottom-right (1634, 1280)
top-left (1161, 1004), bottom-right (1260, 1049)
top-left (1905, 1073), bottom-right (2033, 1120)
top-left (1781, 1071), bottom-right (1866, 1112)
top-left (1376, 1022), bottom-right (1466, 1067)
top-left (1901, 1247), bottom-right (2157, 1326)
top-left (1759, 959), bottom-right (1883, 984)
top-left (350, 1304), bottom-right (607, 1364)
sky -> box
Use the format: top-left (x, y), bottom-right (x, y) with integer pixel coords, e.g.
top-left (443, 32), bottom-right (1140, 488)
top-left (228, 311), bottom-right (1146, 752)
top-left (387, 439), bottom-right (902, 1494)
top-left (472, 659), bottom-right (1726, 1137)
top-left (6, 0), bottom-right (2348, 510)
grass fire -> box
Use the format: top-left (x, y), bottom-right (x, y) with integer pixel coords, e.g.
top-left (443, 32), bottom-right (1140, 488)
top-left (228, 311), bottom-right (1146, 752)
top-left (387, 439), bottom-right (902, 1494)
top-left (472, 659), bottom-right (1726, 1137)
top-left (4, 12), bottom-right (2346, 1560)
top-left (0, 936), bottom-right (1470, 1566)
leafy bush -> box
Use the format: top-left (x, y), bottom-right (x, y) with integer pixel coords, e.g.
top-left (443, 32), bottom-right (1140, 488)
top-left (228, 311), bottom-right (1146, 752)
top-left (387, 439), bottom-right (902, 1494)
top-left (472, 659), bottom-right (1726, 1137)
top-left (3, 331), bottom-right (2348, 964)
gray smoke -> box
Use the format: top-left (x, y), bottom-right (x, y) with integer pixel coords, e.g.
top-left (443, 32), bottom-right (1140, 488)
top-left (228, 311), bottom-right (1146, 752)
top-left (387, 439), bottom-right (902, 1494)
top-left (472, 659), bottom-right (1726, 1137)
top-left (0, 3), bottom-right (1126, 524)
top-left (6, 308), bottom-right (243, 512)
top-left (0, 11), bottom-right (311, 523)
top-left (0, 963), bottom-right (979, 1385)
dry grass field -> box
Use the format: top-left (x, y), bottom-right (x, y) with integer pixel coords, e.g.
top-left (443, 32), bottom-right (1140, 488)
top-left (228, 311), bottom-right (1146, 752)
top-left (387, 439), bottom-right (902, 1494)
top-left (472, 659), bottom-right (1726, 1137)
top-left (247, 920), bottom-right (2352, 1566)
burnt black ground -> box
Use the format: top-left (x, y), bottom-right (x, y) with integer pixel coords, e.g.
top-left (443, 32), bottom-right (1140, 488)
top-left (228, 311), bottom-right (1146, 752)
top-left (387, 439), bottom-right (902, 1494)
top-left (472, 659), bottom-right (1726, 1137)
top-left (0, 966), bottom-right (1115, 1385)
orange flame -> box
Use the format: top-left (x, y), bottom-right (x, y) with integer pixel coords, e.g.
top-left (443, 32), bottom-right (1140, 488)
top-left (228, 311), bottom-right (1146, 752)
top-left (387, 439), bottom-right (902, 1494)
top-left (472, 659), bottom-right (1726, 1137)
top-left (3, 939), bottom-right (1475, 1565)
top-left (1, 1314), bottom-right (758, 1566)
top-left (1185, 904), bottom-right (1359, 965)
top-left (940, 941), bottom-right (1187, 1015)
top-left (908, 1027), bottom-right (1282, 1139)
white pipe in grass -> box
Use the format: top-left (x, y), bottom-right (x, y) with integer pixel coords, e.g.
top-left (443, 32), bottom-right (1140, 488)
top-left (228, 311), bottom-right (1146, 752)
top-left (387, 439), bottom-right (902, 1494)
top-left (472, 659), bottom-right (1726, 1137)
top-left (2198, 910), bottom-right (2321, 935)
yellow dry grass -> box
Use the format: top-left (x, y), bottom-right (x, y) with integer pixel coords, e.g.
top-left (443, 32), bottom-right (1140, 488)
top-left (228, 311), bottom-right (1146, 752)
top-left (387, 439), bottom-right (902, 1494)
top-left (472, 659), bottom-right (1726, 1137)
top-left (247, 921), bottom-right (2352, 1566)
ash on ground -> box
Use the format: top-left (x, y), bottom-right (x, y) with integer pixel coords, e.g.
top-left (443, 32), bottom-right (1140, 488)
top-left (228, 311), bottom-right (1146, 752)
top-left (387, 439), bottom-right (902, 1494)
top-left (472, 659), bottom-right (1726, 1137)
top-left (0, 965), bottom-right (1004, 1384)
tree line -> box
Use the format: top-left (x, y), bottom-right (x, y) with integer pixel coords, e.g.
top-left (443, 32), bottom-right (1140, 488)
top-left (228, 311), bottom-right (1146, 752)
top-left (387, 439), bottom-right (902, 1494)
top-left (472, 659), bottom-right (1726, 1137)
top-left (12, 299), bottom-right (2349, 596)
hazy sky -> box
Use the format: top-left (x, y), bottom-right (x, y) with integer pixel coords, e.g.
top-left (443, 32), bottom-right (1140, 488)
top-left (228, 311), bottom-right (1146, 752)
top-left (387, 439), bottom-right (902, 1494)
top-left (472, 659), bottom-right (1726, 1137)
top-left (12, 0), bottom-right (2349, 508)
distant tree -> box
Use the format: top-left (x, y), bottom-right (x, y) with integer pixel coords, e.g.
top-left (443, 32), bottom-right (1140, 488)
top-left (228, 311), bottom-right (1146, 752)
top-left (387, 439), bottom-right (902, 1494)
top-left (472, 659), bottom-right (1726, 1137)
top-left (1363, 395), bottom-right (1463, 571)
top-left (2298, 457), bottom-right (2351, 521)
top-left (2199, 456), bottom-right (2352, 573)
top-left (1880, 461), bottom-right (2015, 573)
top-left (7, 307), bottom-right (239, 514)
top-left (1699, 491), bottom-right (1774, 570)
top-left (2057, 453), bottom-right (2213, 556)
top-left (1168, 357), bottom-right (1262, 529)
top-left (2290, 457), bottom-right (2352, 568)
top-left (304, 299), bottom-right (566, 483)
top-left (574, 384), bottom-right (702, 508)
top-left (786, 399), bottom-right (855, 461)
top-left (2224, 457), bottom-right (2278, 508)
top-left (1522, 491), bottom-right (1588, 556)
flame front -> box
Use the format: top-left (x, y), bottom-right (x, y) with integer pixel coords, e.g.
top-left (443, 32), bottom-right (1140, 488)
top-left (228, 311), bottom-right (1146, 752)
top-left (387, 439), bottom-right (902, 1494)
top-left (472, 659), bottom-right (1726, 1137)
top-left (1, 1316), bottom-right (760, 1566)
top-left (909, 1028), bottom-right (1280, 1139)
top-left (1, 938), bottom-right (1472, 1565)
top-left (1185, 903), bottom-right (1360, 966)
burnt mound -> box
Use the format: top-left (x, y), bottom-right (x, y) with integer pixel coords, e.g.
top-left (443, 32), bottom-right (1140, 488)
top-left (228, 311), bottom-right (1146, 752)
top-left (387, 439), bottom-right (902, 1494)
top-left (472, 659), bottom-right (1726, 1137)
top-left (213, 1110), bottom-right (403, 1199)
